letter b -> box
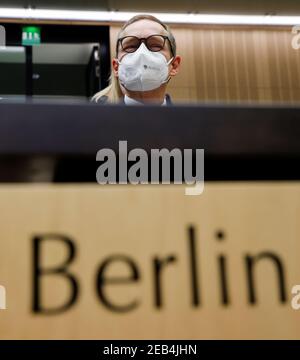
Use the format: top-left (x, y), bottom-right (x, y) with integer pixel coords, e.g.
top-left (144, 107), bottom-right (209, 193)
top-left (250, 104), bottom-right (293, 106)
top-left (32, 234), bottom-right (79, 315)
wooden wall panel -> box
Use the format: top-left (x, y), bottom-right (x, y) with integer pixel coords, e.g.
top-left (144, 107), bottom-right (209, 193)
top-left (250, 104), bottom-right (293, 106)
top-left (109, 25), bottom-right (300, 104)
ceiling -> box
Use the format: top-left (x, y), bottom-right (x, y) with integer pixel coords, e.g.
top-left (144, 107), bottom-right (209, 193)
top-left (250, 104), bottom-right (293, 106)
top-left (0, 0), bottom-right (300, 15)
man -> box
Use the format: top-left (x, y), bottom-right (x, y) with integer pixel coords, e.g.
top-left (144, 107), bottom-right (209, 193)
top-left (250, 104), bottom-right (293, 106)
top-left (92, 14), bottom-right (181, 106)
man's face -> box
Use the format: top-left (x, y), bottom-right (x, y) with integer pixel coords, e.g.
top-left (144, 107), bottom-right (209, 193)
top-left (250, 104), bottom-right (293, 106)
top-left (112, 19), bottom-right (181, 94)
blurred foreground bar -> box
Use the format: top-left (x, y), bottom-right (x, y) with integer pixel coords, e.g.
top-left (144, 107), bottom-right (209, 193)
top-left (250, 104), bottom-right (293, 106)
top-left (0, 101), bottom-right (299, 182)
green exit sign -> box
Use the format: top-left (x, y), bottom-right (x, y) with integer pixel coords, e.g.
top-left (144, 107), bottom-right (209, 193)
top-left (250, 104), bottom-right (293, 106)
top-left (22, 26), bottom-right (41, 46)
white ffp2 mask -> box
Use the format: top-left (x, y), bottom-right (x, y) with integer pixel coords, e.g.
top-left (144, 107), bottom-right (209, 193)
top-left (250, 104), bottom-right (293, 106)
top-left (118, 43), bottom-right (174, 92)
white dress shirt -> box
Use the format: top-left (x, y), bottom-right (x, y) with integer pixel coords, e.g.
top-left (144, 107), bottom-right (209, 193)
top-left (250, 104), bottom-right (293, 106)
top-left (124, 94), bottom-right (167, 106)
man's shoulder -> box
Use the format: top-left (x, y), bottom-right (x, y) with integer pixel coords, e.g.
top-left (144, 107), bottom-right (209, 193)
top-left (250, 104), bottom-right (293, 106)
top-left (93, 95), bottom-right (109, 104)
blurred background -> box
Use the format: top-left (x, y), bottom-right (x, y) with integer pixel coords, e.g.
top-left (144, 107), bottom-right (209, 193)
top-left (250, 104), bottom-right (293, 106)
top-left (1, 0), bottom-right (300, 103)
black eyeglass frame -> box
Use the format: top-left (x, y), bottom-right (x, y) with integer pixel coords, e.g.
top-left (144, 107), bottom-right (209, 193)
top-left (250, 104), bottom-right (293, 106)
top-left (116, 34), bottom-right (175, 57)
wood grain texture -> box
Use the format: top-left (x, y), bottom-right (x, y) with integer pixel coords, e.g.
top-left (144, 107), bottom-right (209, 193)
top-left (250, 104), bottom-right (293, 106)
top-left (0, 183), bottom-right (299, 339)
top-left (110, 25), bottom-right (300, 104)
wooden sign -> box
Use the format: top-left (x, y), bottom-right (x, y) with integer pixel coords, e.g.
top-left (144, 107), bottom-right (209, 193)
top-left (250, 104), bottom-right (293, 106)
top-left (0, 183), bottom-right (299, 339)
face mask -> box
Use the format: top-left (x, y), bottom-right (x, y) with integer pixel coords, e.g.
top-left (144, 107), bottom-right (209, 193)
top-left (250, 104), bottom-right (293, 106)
top-left (118, 42), bottom-right (174, 92)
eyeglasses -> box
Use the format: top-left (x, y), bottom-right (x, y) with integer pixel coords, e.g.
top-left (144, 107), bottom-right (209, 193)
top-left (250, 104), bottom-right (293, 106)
top-left (117, 34), bottom-right (174, 56)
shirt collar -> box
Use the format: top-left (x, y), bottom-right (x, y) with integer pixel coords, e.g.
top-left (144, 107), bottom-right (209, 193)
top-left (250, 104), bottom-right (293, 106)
top-left (124, 94), bottom-right (167, 106)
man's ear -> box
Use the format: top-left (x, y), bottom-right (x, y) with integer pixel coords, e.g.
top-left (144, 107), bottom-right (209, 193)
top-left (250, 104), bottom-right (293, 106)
top-left (112, 58), bottom-right (119, 77)
top-left (169, 55), bottom-right (181, 77)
